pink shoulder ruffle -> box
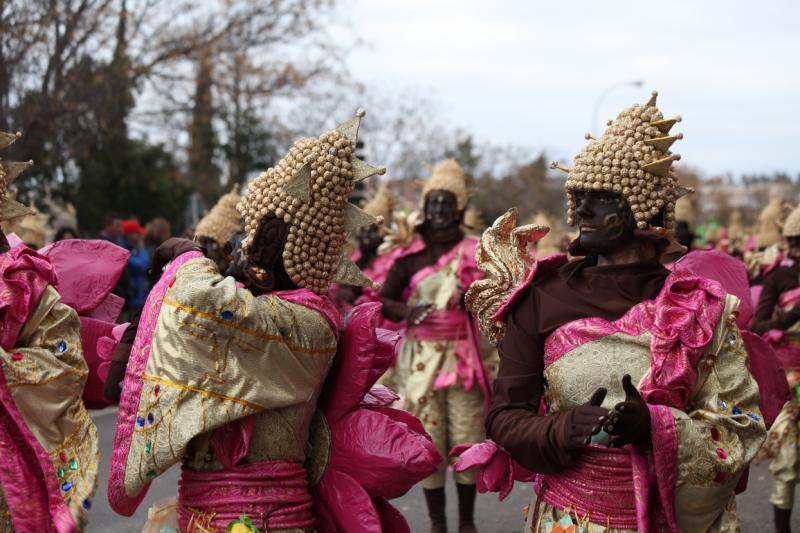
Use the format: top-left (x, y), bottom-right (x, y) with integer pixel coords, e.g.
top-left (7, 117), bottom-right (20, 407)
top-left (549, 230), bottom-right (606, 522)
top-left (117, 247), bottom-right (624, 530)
top-left (0, 245), bottom-right (58, 350)
top-left (640, 270), bottom-right (726, 410)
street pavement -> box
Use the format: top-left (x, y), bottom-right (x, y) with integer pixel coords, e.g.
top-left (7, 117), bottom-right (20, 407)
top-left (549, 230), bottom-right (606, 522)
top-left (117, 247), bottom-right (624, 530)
top-left (88, 407), bottom-right (794, 532)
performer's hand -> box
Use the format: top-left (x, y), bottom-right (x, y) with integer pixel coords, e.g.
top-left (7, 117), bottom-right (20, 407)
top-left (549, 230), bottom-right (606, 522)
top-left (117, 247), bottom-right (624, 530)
top-left (0, 232), bottom-right (9, 254)
top-left (406, 304), bottom-right (432, 326)
top-left (564, 387), bottom-right (608, 450)
top-left (603, 374), bottom-right (651, 447)
top-left (151, 237), bottom-right (203, 279)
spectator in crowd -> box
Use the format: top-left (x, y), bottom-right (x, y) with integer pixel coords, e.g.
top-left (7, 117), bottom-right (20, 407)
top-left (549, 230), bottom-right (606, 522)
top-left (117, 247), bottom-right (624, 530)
top-left (122, 219), bottom-right (151, 311)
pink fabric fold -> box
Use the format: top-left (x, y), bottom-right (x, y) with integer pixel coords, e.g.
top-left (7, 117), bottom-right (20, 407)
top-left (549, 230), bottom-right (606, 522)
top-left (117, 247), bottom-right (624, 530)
top-left (641, 272), bottom-right (726, 410)
top-left (0, 367), bottom-right (75, 533)
top-left (209, 415), bottom-right (256, 470)
top-left (0, 246), bottom-right (58, 350)
top-left (178, 460), bottom-right (314, 531)
top-left (629, 404), bottom-right (679, 533)
top-left (38, 239), bottom-right (129, 315)
top-left (451, 441), bottom-right (534, 501)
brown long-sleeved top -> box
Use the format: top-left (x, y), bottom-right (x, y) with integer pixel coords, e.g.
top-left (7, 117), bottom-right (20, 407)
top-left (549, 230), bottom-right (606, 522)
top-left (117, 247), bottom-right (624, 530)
top-left (380, 228), bottom-right (465, 322)
top-left (487, 257), bottom-right (669, 473)
top-left (751, 263), bottom-right (800, 335)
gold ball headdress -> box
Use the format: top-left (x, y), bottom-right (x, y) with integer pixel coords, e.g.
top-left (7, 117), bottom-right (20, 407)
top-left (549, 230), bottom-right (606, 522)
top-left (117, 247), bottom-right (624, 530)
top-left (0, 131), bottom-right (35, 223)
top-left (420, 158), bottom-right (470, 211)
top-left (756, 198), bottom-right (788, 246)
top-left (783, 204), bottom-right (800, 239)
top-left (362, 184), bottom-right (397, 233)
top-left (552, 91), bottom-right (691, 231)
top-left (238, 110), bottom-right (386, 294)
top-left (195, 189), bottom-right (242, 247)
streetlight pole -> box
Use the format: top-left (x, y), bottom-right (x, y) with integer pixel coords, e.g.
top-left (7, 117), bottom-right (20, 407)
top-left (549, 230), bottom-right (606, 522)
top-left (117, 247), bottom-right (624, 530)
top-left (592, 80), bottom-right (645, 136)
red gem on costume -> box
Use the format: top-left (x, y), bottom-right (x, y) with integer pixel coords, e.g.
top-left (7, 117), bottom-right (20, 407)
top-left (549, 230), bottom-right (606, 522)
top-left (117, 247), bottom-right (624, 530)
top-left (59, 452), bottom-right (68, 463)
top-left (11, 353), bottom-right (23, 361)
top-left (154, 385), bottom-right (160, 397)
top-left (710, 427), bottom-right (720, 440)
top-left (716, 447), bottom-right (728, 460)
top-left (714, 471), bottom-right (727, 482)
top-left (168, 278), bottom-right (176, 288)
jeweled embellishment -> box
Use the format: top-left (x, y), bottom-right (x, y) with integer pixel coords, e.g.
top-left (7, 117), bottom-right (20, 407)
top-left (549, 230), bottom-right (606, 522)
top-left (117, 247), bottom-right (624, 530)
top-left (716, 447), bottom-right (728, 460)
top-left (710, 427), bottom-right (720, 440)
top-left (726, 332), bottom-right (737, 345)
top-left (732, 405), bottom-right (742, 415)
top-left (69, 458), bottom-right (78, 471)
top-left (59, 451), bottom-right (69, 463)
top-left (718, 400), bottom-right (728, 411)
top-left (61, 481), bottom-right (73, 492)
top-left (82, 498), bottom-right (92, 510)
top-left (57, 340), bottom-right (67, 353)
top-left (220, 310), bottom-right (234, 320)
top-left (136, 416), bottom-right (145, 428)
top-left (57, 467), bottom-right (65, 478)
top-left (145, 440), bottom-right (152, 454)
top-left (154, 384), bottom-right (160, 397)
top-left (748, 413), bottom-right (761, 421)
top-left (147, 412), bottom-right (155, 424)
top-left (11, 353), bottom-right (23, 361)
top-left (278, 326), bottom-right (291, 338)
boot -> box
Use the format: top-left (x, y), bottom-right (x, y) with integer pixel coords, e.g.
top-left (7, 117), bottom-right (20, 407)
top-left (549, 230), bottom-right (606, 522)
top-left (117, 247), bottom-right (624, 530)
top-left (456, 483), bottom-right (478, 533)
top-left (775, 505), bottom-right (792, 533)
top-left (423, 487), bottom-right (447, 533)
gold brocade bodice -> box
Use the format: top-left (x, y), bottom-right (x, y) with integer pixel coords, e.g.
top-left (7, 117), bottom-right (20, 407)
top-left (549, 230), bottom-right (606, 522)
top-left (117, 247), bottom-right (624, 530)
top-left (544, 332), bottom-right (652, 412)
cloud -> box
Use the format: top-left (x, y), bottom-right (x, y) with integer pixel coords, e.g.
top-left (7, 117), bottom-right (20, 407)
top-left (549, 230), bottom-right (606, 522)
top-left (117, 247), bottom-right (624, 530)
top-left (342, 0), bottom-right (800, 176)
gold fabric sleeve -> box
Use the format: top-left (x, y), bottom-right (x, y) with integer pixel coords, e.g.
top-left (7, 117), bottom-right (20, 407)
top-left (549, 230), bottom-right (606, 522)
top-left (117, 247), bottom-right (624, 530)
top-left (673, 295), bottom-right (767, 532)
top-left (125, 257), bottom-right (337, 495)
top-left (0, 286), bottom-right (98, 529)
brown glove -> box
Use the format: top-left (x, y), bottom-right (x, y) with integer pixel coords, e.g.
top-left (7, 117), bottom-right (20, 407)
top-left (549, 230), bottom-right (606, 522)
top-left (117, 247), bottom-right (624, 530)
top-left (562, 387), bottom-right (610, 450)
top-left (150, 237), bottom-right (204, 281)
top-left (603, 374), bottom-right (652, 447)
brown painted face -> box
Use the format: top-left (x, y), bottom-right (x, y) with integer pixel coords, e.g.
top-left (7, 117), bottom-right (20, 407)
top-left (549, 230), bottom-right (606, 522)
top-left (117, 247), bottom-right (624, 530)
top-left (356, 223), bottom-right (383, 254)
top-left (574, 190), bottom-right (637, 255)
top-left (425, 190), bottom-right (461, 231)
top-left (787, 236), bottom-right (800, 261)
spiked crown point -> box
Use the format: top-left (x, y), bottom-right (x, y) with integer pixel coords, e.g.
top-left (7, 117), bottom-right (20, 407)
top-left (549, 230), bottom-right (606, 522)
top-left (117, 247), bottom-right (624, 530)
top-left (0, 131), bottom-right (35, 222)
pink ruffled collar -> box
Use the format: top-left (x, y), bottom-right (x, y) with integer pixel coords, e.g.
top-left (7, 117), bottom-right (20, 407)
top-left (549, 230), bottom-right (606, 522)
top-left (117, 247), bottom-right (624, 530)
top-left (0, 245), bottom-right (58, 350)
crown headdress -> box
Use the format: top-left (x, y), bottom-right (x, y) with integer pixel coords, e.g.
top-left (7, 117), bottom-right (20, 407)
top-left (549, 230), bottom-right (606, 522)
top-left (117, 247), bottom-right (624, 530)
top-left (420, 158), bottom-right (470, 211)
top-left (195, 188), bottom-right (242, 247)
top-left (238, 110), bottom-right (386, 294)
top-left (0, 132), bottom-right (35, 222)
top-left (553, 91), bottom-right (690, 231)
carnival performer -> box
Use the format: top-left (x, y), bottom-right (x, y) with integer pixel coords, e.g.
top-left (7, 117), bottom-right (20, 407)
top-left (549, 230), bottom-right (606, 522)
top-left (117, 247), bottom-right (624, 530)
top-left (752, 204), bottom-right (800, 533)
top-left (108, 111), bottom-right (440, 533)
top-left (467, 92), bottom-right (766, 532)
top-left (193, 188), bottom-right (242, 273)
top-left (381, 159), bottom-right (489, 533)
top-left (0, 130), bottom-right (99, 531)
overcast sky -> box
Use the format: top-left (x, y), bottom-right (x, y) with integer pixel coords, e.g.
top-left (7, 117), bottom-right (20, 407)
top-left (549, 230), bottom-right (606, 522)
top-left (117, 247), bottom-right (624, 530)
top-left (338, 0), bottom-right (799, 178)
